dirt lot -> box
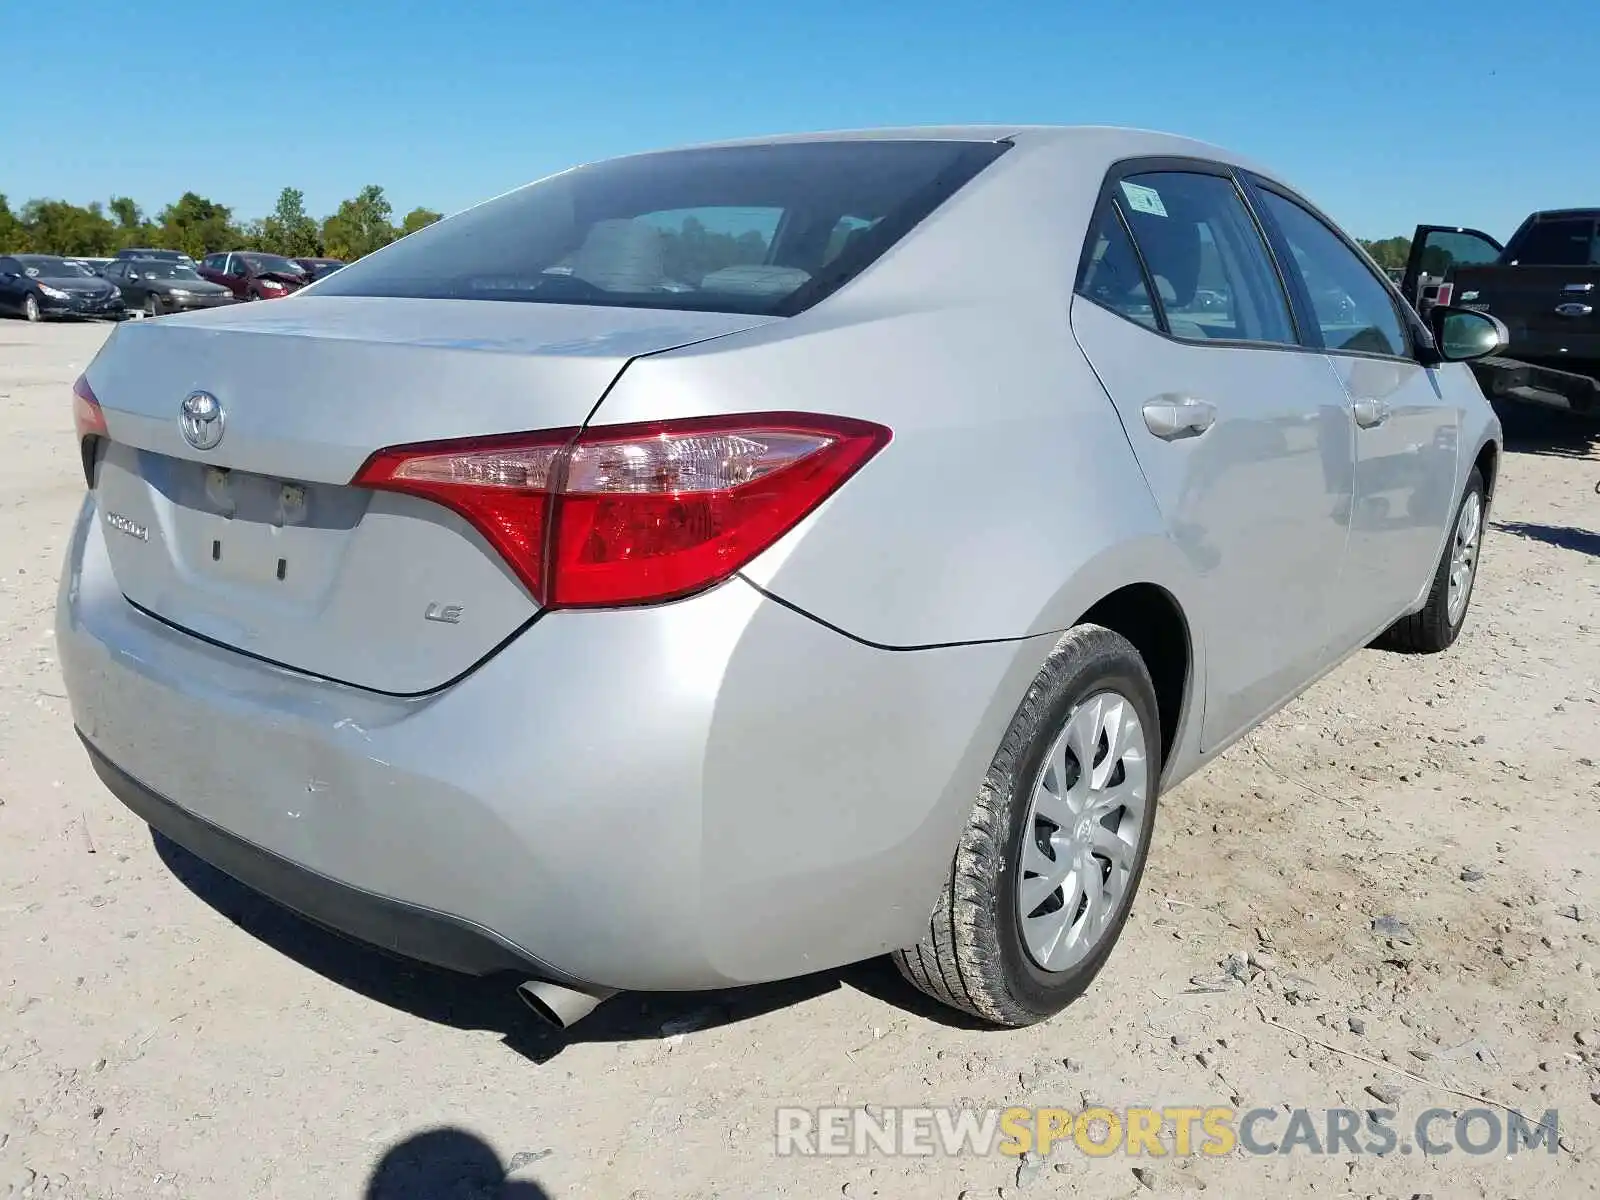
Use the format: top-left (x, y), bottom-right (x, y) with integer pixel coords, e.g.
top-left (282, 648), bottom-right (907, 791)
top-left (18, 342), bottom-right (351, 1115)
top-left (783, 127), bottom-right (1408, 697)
top-left (3, 320), bottom-right (1599, 1200)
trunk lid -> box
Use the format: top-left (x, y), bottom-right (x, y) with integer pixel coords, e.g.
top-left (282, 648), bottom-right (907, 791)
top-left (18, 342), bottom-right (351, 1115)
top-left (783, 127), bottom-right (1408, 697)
top-left (86, 296), bottom-right (777, 693)
top-left (1452, 264), bottom-right (1600, 363)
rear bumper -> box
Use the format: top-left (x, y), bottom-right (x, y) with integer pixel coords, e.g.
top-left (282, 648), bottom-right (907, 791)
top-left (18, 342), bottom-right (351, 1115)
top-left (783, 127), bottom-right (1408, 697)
top-left (1471, 356), bottom-right (1600, 415)
top-left (58, 494), bottom-right (1039, 991)
top-left (82, 736), bottom-right (580, 982)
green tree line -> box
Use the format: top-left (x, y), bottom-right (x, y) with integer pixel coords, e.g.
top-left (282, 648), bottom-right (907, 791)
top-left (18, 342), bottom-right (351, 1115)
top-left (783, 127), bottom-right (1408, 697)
top-left (0, 185), bottom-right (1420, 277)
top-left (0, 184), bottom-right (442, 262)
top-left (1357, 237), bottom-right (1411, 271)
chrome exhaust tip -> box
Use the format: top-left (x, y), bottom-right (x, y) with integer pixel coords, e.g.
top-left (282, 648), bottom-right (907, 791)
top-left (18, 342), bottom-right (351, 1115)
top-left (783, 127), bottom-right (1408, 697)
top-left (515, 980), bottom-right (613, 1030)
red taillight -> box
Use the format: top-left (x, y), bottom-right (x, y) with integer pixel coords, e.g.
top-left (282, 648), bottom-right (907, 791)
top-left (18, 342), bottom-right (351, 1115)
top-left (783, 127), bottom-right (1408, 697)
top-left (72, 374), bottom-right (108, 441)
top-left (1434, 282), bottom-right (1454, 308)
top-left (354, 412), bottom-right (892, 608)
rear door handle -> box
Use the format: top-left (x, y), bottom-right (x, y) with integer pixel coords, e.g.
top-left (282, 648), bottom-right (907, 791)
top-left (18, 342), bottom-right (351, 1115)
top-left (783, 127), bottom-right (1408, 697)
top-left (1141, 397), bottom-right (1217, 440)
top-left (1351, 398), bottom-right (1390, 428)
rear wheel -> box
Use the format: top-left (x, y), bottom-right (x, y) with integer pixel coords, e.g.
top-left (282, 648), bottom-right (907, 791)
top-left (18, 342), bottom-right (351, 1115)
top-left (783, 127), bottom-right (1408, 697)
top-left (894, 624), bottom-right (1160, 1026)
top-left (1375, 467), bottom-right (1485, 653)
top-left (22, 294), bottom-right (41, 323)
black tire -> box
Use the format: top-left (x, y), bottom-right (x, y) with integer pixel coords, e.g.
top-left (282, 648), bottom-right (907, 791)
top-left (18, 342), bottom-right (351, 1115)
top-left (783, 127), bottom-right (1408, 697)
top-left (894, 624), bottom-right (1162, 1027)
top-left (1374, 467), bottom-right (1485, 654)
top-left (22, 293), bottom-right (41, 323)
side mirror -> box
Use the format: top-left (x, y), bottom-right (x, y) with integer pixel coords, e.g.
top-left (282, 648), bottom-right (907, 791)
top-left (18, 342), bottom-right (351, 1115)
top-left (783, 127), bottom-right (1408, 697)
top-left (1428, 305), bottom-right (1509, 362)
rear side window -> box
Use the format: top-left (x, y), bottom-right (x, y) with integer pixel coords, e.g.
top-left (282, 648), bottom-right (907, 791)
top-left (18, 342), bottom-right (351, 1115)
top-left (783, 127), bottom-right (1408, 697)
top-left (312, 140), bottom-right (1009, 316)
top-left (1076, 205), bottom-right (1160, 330)
top-left (1254, 189), bottom-right (1408, 358)
top-left (1508, 218), bottom-right (1599, 266)
top-left (1113, 171), bottom-right (1296, 345)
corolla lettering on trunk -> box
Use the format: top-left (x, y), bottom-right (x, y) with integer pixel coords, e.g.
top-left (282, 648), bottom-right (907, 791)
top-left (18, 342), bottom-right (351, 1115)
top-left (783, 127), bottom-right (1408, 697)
top-left (105, 512), bottom-right (149, 542)
top-left (424, 603), bottom-right (464, 625)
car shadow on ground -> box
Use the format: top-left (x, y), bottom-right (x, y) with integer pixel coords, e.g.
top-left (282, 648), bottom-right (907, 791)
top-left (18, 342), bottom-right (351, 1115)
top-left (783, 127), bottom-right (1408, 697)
top-left (1495, 401), bottom-right (1599, 460)
top-left (1492, 519), bottom-right (1600, 557)
top-left (152, 832), bottom-right (988, 1066)
top-left (366, 1128), bottom-right (553, 1199)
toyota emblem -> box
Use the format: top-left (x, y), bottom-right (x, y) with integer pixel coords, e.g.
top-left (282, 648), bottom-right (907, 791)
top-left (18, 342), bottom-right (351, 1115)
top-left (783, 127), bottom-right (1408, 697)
top-left (179, 391), bottom-right (225, 451)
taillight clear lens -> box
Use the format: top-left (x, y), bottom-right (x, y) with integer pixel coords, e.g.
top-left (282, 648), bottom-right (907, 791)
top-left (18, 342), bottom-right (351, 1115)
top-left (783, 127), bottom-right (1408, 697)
top-left (353, 413), bottom-right (891, 609)
top-left (72, 374), bottom-right (108, 442)
top-left (355, 430), bottom-right (576, 600)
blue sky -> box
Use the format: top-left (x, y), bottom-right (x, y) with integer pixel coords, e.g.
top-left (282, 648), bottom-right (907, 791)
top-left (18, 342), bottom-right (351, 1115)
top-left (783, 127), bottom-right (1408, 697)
top-left (2, 0), bottom-right (1591, 240)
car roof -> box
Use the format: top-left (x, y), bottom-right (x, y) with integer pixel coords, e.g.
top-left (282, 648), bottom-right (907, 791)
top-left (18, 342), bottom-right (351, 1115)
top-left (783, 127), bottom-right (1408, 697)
top-left (597, 124), bottom-right (1281, 190)
top-left (641, 122), bottom-right (1239, 155)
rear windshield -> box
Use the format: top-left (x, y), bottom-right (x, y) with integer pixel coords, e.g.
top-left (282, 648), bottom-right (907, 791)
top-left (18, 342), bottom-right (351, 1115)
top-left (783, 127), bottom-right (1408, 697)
top-left (1508, 218), bottom-right (1600, 266)
top-left (311, 140), bottom-right (1009, 316)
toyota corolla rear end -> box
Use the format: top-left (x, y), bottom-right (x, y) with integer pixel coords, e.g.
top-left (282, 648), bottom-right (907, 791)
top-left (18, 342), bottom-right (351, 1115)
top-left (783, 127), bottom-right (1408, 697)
top-left (56, 133), bottom-right (1049, 1015)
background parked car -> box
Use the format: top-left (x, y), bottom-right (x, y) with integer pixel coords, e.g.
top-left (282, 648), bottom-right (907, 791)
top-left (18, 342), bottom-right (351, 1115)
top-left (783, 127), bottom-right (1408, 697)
top-left (197, 251), bottom-right (308, 300)
top-left (115, 248), bottom-right (196, 267)
top-left (293, 257), bottom-right (346, 281)
top-left (67, 257), bottom-right (115, 276)
top-left (0, 254), bottom-right (126, 322)
top-left (103, 258), bottom-right (236, 317)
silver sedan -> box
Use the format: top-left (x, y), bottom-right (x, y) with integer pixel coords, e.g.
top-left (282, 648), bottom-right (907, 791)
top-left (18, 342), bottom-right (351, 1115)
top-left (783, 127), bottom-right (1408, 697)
top-left (57, 126), bottom-right (1503, 1028)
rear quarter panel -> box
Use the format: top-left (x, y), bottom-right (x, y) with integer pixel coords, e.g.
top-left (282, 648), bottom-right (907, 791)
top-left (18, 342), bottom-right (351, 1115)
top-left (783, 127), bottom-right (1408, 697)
top-left (599, 303), bottom-right (1195, 648)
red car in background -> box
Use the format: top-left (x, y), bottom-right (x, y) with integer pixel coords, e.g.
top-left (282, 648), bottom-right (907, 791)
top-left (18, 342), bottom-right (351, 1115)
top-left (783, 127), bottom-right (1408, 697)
top-left (196, 251), bottom-right (308, 300)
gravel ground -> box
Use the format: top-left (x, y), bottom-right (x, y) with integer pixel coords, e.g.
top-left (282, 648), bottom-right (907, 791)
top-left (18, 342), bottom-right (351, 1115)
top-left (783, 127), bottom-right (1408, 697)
top-left (3, 321), bottom-right (1599, 1199)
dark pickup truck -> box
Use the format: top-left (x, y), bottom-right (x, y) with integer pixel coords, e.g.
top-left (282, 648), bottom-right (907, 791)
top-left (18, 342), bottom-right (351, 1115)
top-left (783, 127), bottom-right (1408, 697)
top-left (1401, 210), bottom-right (1600, 419)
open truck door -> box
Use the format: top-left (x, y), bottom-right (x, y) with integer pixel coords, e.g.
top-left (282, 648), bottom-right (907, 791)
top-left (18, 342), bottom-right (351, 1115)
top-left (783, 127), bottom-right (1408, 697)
top-left (1401, 225), bottom-right (1503, 314)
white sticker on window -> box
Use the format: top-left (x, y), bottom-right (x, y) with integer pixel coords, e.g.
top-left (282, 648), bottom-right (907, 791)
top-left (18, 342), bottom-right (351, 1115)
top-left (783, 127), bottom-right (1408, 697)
top-left (1120, 181), bottom-right (1168, 218)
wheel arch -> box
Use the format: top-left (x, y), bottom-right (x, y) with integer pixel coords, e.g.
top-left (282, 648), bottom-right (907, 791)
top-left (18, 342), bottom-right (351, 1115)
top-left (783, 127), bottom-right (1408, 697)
top-left (1076, 581), bottom-right (1195, 774)
top-left (1473, 437), bottom-right (1500, 507)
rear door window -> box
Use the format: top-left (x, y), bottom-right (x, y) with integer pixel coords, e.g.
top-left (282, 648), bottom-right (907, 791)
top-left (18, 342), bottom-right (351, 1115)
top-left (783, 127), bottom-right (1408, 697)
top-left (311, 140), bottom-right (1010, 316)
top-left (1111, 171), bottom-right (1296, 345)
